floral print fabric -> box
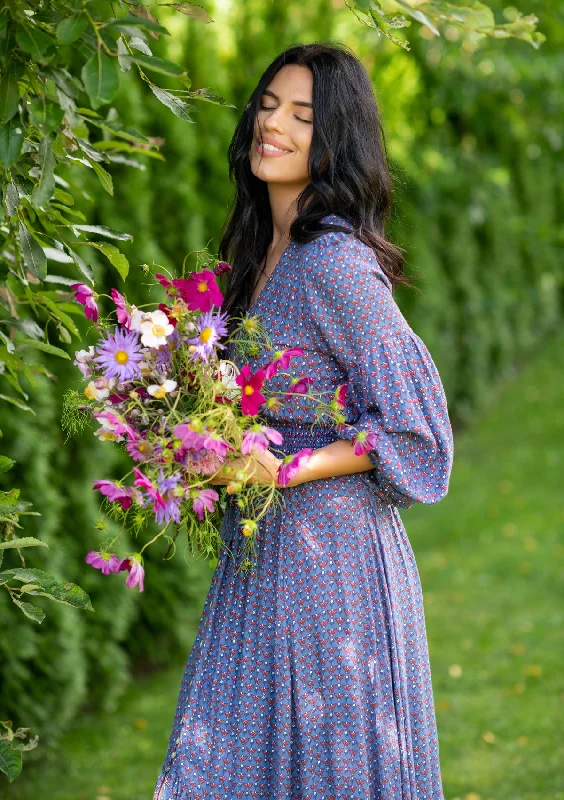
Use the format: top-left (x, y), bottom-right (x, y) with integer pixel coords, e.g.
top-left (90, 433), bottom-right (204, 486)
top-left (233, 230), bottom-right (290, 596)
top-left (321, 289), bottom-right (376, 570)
top-left (153, 214), bottom-right (454, 799)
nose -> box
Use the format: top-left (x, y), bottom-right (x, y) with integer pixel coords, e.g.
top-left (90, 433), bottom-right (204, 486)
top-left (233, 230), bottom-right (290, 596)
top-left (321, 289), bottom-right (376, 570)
top-left (262, 106), bottom-right (285, 133)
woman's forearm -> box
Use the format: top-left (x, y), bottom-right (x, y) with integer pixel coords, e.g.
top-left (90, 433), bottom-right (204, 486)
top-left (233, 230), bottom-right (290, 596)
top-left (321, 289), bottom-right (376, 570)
top-left (284, 439), bottom-right (374, 487)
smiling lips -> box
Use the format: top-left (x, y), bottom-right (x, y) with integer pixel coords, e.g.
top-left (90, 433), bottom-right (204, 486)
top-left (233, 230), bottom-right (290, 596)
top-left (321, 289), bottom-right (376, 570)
top-left (256, 137), bottom-right (293, 157)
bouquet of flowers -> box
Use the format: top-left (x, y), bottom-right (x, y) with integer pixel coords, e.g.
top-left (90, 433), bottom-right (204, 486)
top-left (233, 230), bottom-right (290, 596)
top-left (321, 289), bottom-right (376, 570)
top-left (63, 254), bottom-right (351, 592)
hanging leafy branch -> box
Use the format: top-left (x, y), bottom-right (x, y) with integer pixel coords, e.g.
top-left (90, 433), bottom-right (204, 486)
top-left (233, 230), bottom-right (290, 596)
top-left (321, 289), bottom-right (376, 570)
top-left (346, 0), bottom-right (545, 51)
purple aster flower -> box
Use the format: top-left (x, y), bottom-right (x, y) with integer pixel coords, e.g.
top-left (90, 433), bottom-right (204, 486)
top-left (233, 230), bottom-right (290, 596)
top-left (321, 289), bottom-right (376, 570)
top-left (241, 424), bottom-right (283, 455)
top-left (186, 309), bottom-right (228, 363)
top-left (85, 550), bottom-right (121, 575)
top-left (117, 554), bottom-right (145, 592)
top-left (155, 329), bottom-right (180, 371)
top-left (191, 488), bottom-right (219, 521)
top-left (93, 327), bottom-right (144, 382)
top-left (154, 471), bottom-right (183, 525)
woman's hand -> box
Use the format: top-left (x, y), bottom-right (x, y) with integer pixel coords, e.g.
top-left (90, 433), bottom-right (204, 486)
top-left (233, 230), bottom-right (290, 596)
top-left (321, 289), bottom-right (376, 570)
top-left (208, 449), bottom-right (283, 487)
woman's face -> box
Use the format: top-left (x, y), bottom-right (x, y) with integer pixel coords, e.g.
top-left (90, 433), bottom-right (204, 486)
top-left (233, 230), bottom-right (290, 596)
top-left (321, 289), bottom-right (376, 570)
top-left (249, 64), bottom-right (314, 189)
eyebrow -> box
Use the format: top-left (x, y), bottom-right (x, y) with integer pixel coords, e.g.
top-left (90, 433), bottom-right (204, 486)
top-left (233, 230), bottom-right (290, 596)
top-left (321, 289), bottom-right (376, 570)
top-left (262, 89), bottom-right (313, 109)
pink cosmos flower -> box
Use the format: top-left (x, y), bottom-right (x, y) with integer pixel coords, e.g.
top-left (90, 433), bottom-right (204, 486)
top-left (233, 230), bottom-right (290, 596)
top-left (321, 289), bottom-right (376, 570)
top-left (133, 467), bottom-right (166, 510)
top-left (155, 273), bottom-right (172, 288)
top-left (213, 261), bottom-right (232, 276)
top-left (264, 347), bottom-right (304, 380)
top-left (85, 550), bottom-right (121, 575)
top-left (241, 424), bottom-right (284, 454)
top-left (284, 375), bottom-right (315, 401)
top-left (277, 448), bottom-right (313, 487)
top-left (71, 283), bottom-right (98, 323)
top-left (352, 430), bottom-right (378, 456)
top-left (92, 479), bottom-right (135, 510)
top-left (174, 422), bottom-right (207, 451)
top-left (335, 383), bottom-right (348, 407)
top-left (235, 365), bottom-right (266, 416)
top-left (92, 411), bottom-right (137, 440)
top-left (201, 430), bottom-right (233, 458)
top-left (117, 554), bottom-right (145, 592)
top-left (110, 288), bottom-right (133, 329)
top-left (172, 270), bottom-right (223, 312)
top-left (126, 437), bottom-right (153, 462)
top-left (191, 488), bottom-right (219, 521)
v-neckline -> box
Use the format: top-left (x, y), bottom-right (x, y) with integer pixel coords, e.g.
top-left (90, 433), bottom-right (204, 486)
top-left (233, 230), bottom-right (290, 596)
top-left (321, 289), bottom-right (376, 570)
top-left (248, 238), bottom-right (296, 314)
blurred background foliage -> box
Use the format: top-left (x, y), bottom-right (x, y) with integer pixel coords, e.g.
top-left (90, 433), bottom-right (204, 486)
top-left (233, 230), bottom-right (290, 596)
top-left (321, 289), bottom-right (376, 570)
top-left (0, 0), bottom-right (562, 786)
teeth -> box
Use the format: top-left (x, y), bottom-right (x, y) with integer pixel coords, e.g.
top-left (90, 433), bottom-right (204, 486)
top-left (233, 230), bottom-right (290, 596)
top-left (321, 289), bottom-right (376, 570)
top-left (262, 142), bottom-right (289, 153)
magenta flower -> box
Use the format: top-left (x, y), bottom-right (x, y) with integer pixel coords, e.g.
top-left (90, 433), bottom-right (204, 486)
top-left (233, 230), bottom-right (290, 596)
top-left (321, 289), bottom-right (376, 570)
top-left (186, 309), bottom-right (228, 362)
top-left (174, 422), bottom-right (207, 451)
top-left (213, 261), bottom-right (232, 276)
top-left (110, 288), bottom-right (133, 329)
top-left (335, 383), bottom-right (348, 407)
top-left (92, 480), bottom-right (135, 510)
top-left (235, 365), bottom-right (267, 416)
top-left (92, 411), bottom-right (137, 440)
top-left (191, 488), bottom-right (219, 521)
top-left (85, 550), bottom-right (121, 575)
top-left (241, 424), bottom-right (283, 454)
top-left (172, 270), bottom-right (223, 312)
top-left (71, 283), bottom-right (98, 323)
top-left (277, 448), bottom-right (313, 487)
top-left (284, 375), bottom-right (315, 401)
top-left (155, 273), bottom-right (173, 288)
top-left (264, 347), bottom-right (304, 380)
top-left (352, 430), bottom-right (378, 456)
top-left (93, 327), bottom-right (144, 382)
top-left (117, 554), bottom-right (145, 592)
top-left (202, 430), bottom-right (233, 458)
top-left (126, 437), bottom-right (153, 462)
top-left (133, 467), bottom-right (166, 511)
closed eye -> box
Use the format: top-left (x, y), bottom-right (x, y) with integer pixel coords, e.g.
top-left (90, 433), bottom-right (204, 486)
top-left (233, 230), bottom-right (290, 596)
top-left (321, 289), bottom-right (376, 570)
top-left (259, 104), bottom-right (312, 124)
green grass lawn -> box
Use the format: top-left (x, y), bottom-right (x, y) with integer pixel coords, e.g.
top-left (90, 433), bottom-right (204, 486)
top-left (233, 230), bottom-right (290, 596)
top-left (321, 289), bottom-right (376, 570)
top-left (3, 330), bottom-right (563, 800)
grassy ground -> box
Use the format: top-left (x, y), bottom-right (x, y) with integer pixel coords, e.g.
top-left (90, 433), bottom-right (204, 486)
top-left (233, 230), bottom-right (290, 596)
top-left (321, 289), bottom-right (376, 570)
top-left (3, 330), bottom-right (563, 800)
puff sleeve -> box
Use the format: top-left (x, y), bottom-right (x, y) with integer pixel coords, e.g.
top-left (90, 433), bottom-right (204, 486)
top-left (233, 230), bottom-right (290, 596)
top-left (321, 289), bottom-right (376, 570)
top-left (301, 231), bottom-right (454, 509)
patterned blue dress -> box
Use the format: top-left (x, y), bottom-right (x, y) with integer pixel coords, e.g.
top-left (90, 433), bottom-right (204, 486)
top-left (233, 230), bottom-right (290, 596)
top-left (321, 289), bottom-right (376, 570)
top-left (154, 214), bottom-right (454, 799)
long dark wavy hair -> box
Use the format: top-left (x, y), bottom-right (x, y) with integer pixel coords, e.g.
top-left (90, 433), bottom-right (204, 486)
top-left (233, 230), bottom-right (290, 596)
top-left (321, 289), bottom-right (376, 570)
top-left (218, 41), bottom-right (411, 320)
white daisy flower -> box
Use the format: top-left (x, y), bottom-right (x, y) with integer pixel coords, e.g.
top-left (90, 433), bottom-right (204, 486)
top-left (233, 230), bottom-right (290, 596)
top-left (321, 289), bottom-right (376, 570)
top-left (147, 379), bottom-right (177, 399)
top-left (139, 310), bottom-right (174, 348)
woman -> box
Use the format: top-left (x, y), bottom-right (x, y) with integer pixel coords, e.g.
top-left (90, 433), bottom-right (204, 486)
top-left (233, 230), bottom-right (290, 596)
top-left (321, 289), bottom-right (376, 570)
top-left (154, 42), bottom-right (454, 800)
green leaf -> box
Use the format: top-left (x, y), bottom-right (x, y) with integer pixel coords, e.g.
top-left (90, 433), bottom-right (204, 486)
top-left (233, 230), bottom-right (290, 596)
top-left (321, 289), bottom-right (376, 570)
top-left (123, 54), bottom-right (186, 77)
top-left (0, 317), bottom-right (44, 340)
top-left (71, 224), bottom-right (133, 242)
top-left (0, 74), bottom-right (19, 123)
top-left (36, 293), bottom-right (80, 337)
top-left (3, 182), bottom-right (19, 216)
top-left (81, 51), bottom-right (119, 110)
top-left (18, 337), bottom-right (71, 360)
top-left (63, 244), bottom-right (94, 283)
top-left (0, 489), bottom-right (19, 510)
top-left (85, 155), bottom-right (113, 195)
top-left (149, 85), bottom-right (196, 123)
top-left (0, 329), bottom-right (14, 353)
top-left (189, 88), bottom-right (235, 108)
top-left (0, 116), bottom-right (24, 167)
top-left (31, 138), bottom-right (56, 208)
top-left (15, 23), bottom-right (56, 63)
top-left (29, 97), bottom-right (65, 136)
top-left (84, 241), bottom-right (129, 280)
top-left (18, 222), bottom-right (47, 280)
top-left (0, 537), bottom-right (48, 550)
top-left (11, 598), bottom-right (45, 624)
top-left (106, 13), bottom-right (170, 35)
top-left (0, 456), bottom-right (15, 473)
top-left (0, 568), bottom-right (94, 611)
top-left (56, 13), bottom-right (88, 45)
top-left (164, 3), bottom-right (214, 23)
top-left (0, 739), bottom-right (22, 782)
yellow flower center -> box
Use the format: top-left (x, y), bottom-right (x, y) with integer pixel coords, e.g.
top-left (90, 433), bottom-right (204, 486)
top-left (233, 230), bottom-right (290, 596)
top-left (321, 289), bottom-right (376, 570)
top-left (242, 524), bottom-right (254, 537)
top-left (244, 385), bottom-right (255, 396)
top-left (101, 432), bottom-right (118, 441)
top-left (197, 281), bottom-right (208, 293)
top-left (84, 385), bottom-right (97, 400)
top-left (138, 441), bottom-right (151, 454)
top-left (199, 327), bottom-right (213, 343)
top-left (114, 350), bottom-right (129, 365)
top-left (152, 324), bottom-right (165, 337)
top-left (153, 386), bottom-right (167, 399)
